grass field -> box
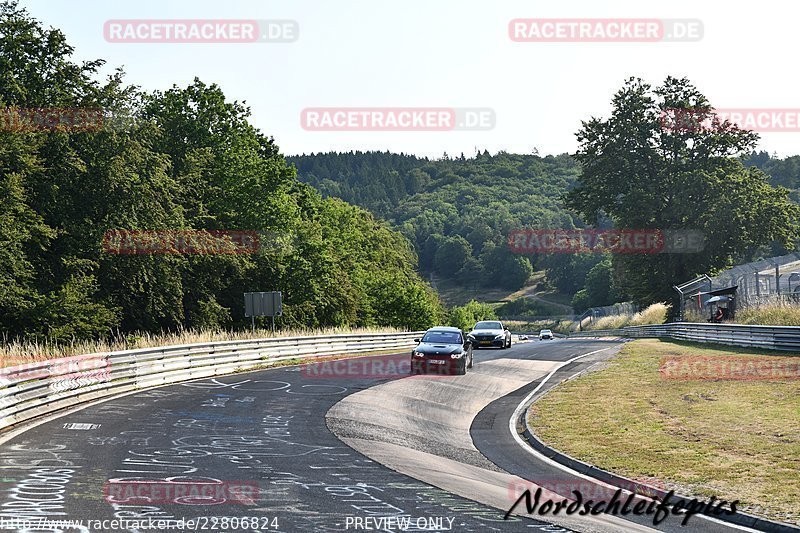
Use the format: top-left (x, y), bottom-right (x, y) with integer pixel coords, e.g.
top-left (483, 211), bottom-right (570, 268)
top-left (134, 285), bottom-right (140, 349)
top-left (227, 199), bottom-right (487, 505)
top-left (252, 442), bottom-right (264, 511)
top-left (528, 339), bottom-right (800, 525)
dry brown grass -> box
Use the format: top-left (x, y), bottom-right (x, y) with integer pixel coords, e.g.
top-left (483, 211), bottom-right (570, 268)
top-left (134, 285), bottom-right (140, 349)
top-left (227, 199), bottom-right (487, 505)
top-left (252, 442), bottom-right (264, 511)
top-left (0, 327), bottom-right (406, 368)
top-left (736, 303), bottom-right (800, 326)
top-left (584, 303), bottom-right (670, 331)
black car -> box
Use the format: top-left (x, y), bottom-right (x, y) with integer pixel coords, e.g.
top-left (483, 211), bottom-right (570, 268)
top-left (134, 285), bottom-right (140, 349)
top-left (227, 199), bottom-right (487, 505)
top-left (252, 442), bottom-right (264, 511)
top-left (468, 320), bottom-right (512, 349)
top-left (410, 327), bottom-right (474, 375)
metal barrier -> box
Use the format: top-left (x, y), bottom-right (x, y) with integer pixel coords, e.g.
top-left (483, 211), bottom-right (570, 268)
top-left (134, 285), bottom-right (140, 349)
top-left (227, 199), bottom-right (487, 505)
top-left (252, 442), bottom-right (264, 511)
top-left (569, 329), bottom-right (625, 338)
top-left (570, 323), bottom-right (800, 352)
top-left (0, 331), bottom-right (422, 431)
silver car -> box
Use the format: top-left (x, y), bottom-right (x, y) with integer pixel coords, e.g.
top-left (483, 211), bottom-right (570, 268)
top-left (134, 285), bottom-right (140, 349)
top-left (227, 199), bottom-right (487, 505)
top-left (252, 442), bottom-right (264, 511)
top-left (468, 320), bottom-right (512, 349)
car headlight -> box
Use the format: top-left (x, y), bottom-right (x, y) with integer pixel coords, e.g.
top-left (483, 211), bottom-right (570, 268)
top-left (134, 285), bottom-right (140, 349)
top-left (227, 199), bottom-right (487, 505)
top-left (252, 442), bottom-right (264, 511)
top-left (494, 334), bottom-right (504, 340)
top-left (450, 352), bottom-right (464, 359)
top-left (412, 351), bottom-right (424, 357)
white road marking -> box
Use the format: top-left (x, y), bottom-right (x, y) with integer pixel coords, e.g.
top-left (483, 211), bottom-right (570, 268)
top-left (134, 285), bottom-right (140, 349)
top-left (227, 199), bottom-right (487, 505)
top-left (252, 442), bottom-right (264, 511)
top-left (508, 346), bottom-right (760, 532)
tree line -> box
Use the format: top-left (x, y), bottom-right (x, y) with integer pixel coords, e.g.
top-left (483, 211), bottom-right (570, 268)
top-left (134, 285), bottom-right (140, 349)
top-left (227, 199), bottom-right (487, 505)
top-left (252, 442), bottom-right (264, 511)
top-left (290, 151), bottom-right (586, 293)
top-left (0, 1), bottom-right (443, 343)
top-left (292, 80), bottom-right (800, 313)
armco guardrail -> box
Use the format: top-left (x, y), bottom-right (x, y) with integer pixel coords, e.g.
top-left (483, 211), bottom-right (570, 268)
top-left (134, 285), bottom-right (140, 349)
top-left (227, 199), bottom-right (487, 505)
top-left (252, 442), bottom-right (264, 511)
top-left (571, 323), bottom-right (800, 352)
top-left (0, 331), bottom-right (422, 432)
top-left (569, 329), bottom-right (625, 338)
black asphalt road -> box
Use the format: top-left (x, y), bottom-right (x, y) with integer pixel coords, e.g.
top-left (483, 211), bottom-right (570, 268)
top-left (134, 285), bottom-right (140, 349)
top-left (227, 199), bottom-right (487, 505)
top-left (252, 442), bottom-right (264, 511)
top-left (0, 338), bottom-right (756, 533)
top-left (0, 342), bottom-right (571, 533)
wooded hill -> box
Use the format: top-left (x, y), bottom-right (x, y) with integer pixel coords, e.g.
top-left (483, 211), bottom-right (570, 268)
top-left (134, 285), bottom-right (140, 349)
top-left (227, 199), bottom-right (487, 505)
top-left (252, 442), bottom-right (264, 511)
top-left (289, 151), bottom-right (588, 293)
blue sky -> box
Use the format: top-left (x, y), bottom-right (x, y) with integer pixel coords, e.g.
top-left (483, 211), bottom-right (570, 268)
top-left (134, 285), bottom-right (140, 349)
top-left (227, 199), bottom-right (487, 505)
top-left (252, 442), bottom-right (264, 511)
top-left (20, 0), bottom-right (800, 158)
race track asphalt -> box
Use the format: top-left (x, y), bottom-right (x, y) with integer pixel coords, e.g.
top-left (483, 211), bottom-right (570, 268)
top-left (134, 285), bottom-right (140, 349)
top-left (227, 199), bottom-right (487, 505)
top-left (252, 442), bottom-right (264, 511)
top-left (0, 338), bottom-right (758, 533)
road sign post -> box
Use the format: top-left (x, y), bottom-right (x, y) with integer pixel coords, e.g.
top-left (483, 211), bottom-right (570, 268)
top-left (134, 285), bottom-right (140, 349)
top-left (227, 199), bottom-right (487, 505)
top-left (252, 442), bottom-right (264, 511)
top-left (244, 291), bottom-right (282, 332)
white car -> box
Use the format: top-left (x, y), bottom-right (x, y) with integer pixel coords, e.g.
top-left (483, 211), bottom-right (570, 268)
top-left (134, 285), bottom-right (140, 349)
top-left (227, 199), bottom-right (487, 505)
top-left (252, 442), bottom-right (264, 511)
top-left (468, 320), bottom-right (512, 349)
top-left (539, 329), bottom-right (553, 340)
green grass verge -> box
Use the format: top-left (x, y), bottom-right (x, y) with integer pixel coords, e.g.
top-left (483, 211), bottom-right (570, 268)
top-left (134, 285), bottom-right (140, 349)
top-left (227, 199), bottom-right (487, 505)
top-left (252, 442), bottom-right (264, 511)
top-left (527, 339), bottom-right (800, 525)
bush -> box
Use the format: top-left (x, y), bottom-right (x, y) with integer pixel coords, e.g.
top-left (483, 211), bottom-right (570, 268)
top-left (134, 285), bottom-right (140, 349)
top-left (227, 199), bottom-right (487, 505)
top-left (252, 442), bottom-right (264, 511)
top-left (448, 300), bottom-right (497, 331)
top-left (496, 297), bottom-right (563, 318)
top-left (505, 318), bottom-right (578, 335)
top-left (571, 290), bottom-right (590, 313)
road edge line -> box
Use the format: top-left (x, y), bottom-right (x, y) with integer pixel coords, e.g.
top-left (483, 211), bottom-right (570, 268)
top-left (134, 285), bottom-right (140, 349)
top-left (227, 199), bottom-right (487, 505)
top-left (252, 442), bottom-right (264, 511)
top-left (507, 346), bottom-right (791, 532)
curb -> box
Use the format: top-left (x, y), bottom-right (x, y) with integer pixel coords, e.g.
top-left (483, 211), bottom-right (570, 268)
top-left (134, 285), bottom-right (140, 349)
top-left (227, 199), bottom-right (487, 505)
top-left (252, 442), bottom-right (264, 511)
top-left (518, 412), bottom-right (800, 532)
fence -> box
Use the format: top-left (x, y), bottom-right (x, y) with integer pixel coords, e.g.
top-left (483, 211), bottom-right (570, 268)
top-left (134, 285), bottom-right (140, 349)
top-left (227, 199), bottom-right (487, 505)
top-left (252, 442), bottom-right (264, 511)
top-left (501, 314), bottom-right (577, 322)
top-left (714, 252), bottom-right (800, 304)
top-left (676, 252), bottom-right (800, 319)
top-left (0, 332), bottom-right (421, 432)
top-left (570, 323), bottom-right (800, 352)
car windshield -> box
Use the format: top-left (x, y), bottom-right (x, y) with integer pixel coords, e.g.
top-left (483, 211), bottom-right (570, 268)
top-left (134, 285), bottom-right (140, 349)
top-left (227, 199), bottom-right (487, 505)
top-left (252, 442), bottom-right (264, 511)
top-left (421, 331), bottom-right (462, 344)
top-left (541, 330), bottom-right (551, 334)
top-left (474, 321), bottom-right (502, 330)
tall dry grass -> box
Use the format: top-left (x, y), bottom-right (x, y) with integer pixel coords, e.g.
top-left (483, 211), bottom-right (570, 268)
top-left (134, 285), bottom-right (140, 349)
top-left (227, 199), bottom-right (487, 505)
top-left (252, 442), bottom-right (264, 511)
top-left (590, 314), bottom-right (631, 330)
top-left (629, 302), bottom-right (670, 326)
top-left (0, 326), bottom-right (406, 368)
top-left (585, 303), bottom-right (670, 331)
top-left (682, 302), bottom-right (800, 325)
top-left (735, 303), bottom-right (800, 326)
top-left (683, 308), bottom-right (708, 323)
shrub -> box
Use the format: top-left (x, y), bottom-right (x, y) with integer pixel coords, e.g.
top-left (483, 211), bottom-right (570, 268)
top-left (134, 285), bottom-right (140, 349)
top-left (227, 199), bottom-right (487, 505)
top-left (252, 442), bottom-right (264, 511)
top-left (495, 297), bottom-right (563, 318)
top-left (448, 300), bottom-right (497, 331)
